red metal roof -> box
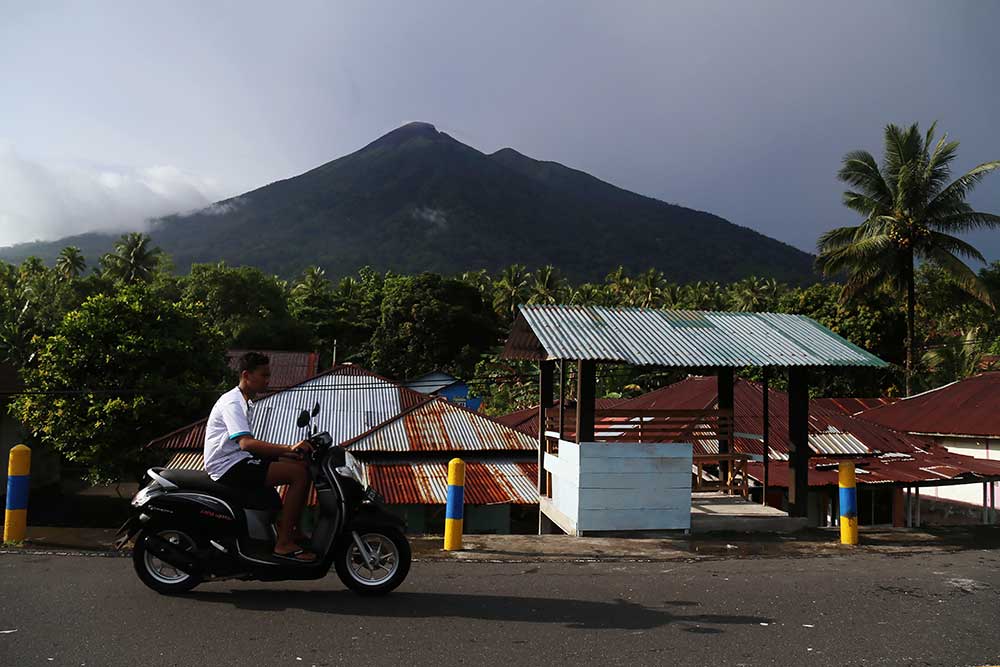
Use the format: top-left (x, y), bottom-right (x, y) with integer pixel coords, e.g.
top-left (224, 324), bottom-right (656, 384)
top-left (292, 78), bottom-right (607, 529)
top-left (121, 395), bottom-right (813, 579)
top-left (345, 397), bottom-right (537, 453)
top-left (748, 447), bottom-right (1000, 488)
top-left (365, 459), bottom-right (538, 505)
top-left (495, 398), bottom-right (625, 438)
top-left (857, 372), bottom-right (1000, 437)
top-left (812, 397), bottom-right (897, 416)
top-left (227, 349), bottom-right (319, 389)
top-left (610, 376), bottom-right (931, 459)
top-left (166, 451), bottom-right (538, 506)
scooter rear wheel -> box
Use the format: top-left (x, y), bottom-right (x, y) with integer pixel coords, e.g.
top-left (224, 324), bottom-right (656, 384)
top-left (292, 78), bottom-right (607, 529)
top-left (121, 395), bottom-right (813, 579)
top-left (132, 528), bottom-right (203, 595)
top-left (333, 528), bottom-right (411, 596)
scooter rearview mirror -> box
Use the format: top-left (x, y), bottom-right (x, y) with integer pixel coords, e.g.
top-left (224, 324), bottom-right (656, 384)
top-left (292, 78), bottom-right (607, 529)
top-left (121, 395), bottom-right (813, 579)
top-left (296, 409), bottom-right (310, 428)
top-left (311, 402), bottom-right (321, 417)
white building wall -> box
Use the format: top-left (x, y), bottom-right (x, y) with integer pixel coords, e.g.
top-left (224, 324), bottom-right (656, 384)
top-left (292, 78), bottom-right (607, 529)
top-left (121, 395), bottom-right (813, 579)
top-left (919, 435), bottom-right (1000, 508)
top-left (543, 439), bottom-right (692, 534)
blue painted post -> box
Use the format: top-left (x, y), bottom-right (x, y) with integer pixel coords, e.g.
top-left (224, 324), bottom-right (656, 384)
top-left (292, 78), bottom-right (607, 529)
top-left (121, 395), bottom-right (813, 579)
top-left (4, 445), bottom-right (31, 543)
top-left (839, 461), bottom-right (858, 545)
top-left (444, 458), bottom-right (465, 550)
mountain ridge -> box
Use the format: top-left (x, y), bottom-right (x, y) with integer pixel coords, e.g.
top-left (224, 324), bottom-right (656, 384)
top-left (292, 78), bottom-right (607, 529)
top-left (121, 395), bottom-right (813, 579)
top-left (0, 122), bottom-right (818, 284)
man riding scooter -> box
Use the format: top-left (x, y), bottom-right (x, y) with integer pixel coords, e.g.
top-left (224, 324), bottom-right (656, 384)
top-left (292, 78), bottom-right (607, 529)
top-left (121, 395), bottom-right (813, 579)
top-left (205, 351), bottom-right (316, 562)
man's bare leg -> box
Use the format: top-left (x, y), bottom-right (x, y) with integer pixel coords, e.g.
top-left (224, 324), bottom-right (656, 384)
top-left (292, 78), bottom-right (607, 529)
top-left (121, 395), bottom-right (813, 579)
top-left (266, 460), bottom-right (315, 560)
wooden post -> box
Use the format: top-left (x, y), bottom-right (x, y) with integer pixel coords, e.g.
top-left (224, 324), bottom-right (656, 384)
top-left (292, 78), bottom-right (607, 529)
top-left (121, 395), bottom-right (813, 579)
top-left (762, 368), bottom-right (770, 506)
top-left (717, 367), bottom-right (734, 490)
top-left (787, 367), bottom-right (810, 518)
top-left (537, 360), bottom-right (554, 535)
top-left (576, 360), bottom-right (595, 444)
top-left (558, 359), bottom-right (566, 439)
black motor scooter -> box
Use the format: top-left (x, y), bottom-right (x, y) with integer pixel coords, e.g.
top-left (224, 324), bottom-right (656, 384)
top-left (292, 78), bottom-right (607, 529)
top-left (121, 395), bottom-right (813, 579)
top-left (117, 404), bottom-right (410, 595)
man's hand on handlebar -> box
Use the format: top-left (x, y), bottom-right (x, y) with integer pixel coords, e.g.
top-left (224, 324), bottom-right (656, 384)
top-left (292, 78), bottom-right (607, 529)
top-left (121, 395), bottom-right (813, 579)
top-left (285, 440), bottom-right (314, 461)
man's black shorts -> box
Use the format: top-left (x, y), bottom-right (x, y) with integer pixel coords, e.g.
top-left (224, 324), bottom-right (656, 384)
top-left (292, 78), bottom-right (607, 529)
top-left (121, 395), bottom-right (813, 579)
top-left (218, 456), bottom-right (271, 490)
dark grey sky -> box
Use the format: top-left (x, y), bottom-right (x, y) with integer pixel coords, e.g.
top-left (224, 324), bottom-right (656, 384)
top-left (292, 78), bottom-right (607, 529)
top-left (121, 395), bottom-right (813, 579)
top-left (2, 1), bottom-right (999, 261)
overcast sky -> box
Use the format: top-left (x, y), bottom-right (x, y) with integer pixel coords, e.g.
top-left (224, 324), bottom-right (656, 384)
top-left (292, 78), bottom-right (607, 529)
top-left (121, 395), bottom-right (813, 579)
top-left (2, 1), bottom-right (999, 262)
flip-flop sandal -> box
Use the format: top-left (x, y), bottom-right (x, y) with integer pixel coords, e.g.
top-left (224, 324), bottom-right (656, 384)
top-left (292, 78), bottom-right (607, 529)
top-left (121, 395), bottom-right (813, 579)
top-left (272, 548), bottom-right (317, 563)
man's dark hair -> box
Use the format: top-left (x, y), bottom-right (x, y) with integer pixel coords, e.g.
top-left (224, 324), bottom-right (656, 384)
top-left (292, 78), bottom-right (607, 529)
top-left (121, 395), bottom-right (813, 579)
top-left (237, 352), bottom-right (270, 374)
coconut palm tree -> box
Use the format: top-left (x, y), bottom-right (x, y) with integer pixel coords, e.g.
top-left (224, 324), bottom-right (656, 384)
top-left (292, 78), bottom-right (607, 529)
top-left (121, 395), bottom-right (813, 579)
top-left (100, 232), bottom-right (162, 284)
top-left (816, 122), bottom-right (1000, 395)
top-left (55, 246), bottom-right (87, 281)
top-left (492, 264), bottom-right (530, 322)
top-left (921, 329), bottom-right (996, 388)
top-left (528, 265), bottom-right (566, 305)
top-left (291, 266), bottom-right (331, 302)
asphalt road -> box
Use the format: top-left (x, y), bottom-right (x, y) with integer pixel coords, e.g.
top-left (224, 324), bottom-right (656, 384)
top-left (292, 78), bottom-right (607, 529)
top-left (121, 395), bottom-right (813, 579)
top-left (1, 549), bottom-right (999, 666)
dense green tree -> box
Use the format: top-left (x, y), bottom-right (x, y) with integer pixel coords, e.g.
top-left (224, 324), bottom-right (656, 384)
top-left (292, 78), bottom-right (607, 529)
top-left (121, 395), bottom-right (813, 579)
top-left (180, 262), bottom-right (312, 351)
top-left (816, 122), bottom-right (1000, 395)
top-left (921, 329), bottom-right (995, 391)
top-left (370, 273), bottom-right (499, 381)
top-left (11, 285), bottom-right (228, 482)
top-left (527, 265), bottom-right (568, 305)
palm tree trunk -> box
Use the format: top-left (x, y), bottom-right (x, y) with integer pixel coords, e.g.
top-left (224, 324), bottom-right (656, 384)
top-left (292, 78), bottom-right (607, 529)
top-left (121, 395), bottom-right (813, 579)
top-left (905, 251), bottom-right (915, 397)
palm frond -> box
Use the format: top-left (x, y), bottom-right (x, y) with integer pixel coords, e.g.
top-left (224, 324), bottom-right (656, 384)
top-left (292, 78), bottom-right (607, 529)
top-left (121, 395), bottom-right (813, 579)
top-left (928, 161), bottom-right (1000, 211)
top-left (838, 151), bottom-right (891, 201)
top-left (925, 246), bottom-right (993, 307)
top-left (929, 210), bottom-right (1000, 234)
top-left (923, 231), bottom-right (987, 264)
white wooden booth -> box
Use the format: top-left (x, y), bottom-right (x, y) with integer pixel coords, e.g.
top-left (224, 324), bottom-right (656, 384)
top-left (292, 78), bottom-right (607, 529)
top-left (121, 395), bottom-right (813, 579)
top-left (539, 438), bottom-right (693, 535)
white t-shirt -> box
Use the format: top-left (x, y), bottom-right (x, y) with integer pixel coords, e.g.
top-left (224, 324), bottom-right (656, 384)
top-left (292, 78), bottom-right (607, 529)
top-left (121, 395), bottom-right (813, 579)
top-left (204, 386), bottom-right (254, 480)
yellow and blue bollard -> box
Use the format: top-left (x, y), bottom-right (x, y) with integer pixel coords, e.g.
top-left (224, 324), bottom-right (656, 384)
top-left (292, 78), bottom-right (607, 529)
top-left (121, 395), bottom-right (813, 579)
top-left (839, 461), bottom-right (858, 545)
top-left (4, 445), bottom-right (31, 543)
top-left (444, 458), bottom-right (465, 551)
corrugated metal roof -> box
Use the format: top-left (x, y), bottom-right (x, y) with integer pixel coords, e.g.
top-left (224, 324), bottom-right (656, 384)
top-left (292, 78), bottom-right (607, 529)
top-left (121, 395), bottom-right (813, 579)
top-left (611, 377), bottom-right (932, 458)
top-left (148, 364), bottom-right (428, 450)
top-left (365, 459), bottom-right (538, 505)
top-left (813, 397), bottom-right (898, 416)
top-left (496, 398), bottom-right (626, 438)
top-left (345, 397), bottom-right (537, 453)
top-left (858, 372), bottom-right (1000, 438)
top-left (748, 448), bottom-right (1000, 488)
top-left (163, 451), bottom-right (538, 506)
top-left (228, 349), bottom-right (318, 389)
top-left (502, 305), bottom-right (887, 368)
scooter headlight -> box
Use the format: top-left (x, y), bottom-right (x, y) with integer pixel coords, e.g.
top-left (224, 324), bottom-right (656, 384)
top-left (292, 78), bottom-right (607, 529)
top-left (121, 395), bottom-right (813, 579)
top-left (336, 452), bottom-right (366, 485)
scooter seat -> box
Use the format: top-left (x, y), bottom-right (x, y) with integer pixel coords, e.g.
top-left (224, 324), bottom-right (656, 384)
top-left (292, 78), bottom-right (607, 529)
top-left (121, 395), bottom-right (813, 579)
top-left (155, 468), bottom-right (282, 511)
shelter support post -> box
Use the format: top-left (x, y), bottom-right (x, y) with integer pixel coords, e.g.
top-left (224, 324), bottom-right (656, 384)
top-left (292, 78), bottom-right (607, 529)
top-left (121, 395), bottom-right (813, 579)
top-left (558, 359), bottom-right (566, 439)
top-left (537, 360), bottom-right (555, 534)
top-left (906, 488), bottom-right (913, 528)
top-left (787, 367), bottom-right (810, 517)
top-left (915, 487), bottom-right (920, 528)
top-left (576, 360), bottom-right (596, 444)
top-left (717, 368), bottom-right (734, 490)
top-left (984, 483), bottom-right (989, 525)
top-left (990, 482), bottom-right (996, 525)
top-left (762, 368), bottom-right (770, 506)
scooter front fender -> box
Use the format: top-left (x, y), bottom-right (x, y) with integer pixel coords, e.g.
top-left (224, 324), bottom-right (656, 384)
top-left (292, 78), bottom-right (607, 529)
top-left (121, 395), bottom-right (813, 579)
top-left (345, 501), bottom-right (406, 532)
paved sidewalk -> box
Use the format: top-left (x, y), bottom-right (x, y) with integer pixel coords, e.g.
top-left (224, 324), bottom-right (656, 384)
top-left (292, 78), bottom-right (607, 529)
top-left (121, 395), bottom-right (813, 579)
top-left (6, 524), bottom-right (1000, 561)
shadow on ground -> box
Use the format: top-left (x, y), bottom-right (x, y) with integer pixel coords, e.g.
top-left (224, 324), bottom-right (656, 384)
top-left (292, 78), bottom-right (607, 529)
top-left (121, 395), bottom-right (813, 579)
top-left (187, 589), bottom-right (772, 631)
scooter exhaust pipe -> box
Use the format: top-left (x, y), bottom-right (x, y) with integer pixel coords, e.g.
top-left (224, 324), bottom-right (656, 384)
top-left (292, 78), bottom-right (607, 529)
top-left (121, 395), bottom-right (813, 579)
top-left (143, 534), bottom-right (203, 575)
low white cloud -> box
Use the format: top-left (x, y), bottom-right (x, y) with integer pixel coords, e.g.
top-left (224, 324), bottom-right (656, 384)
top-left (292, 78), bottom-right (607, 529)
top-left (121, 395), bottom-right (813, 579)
top-left (412, 206), bottom-right (448, 231)
top-left (0, 144), bottom-right (227, 247)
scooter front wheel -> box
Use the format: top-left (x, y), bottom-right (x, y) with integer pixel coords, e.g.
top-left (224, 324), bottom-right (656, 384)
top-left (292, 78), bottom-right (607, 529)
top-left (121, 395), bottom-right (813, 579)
top-left (333, 528), bottom-right (411, 596)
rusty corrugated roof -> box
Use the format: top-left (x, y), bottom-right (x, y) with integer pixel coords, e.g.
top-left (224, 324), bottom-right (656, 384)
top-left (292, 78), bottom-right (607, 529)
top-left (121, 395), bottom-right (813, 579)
top-left (748, 448), bottom-right (1000, 488)
top-left (611, 376), bottom-right (932, 459)
top-left (227, 350), bottom-right (318, 389)
top-left (163, 451), bottom-right (538, 506)
top-left (365, 459), bottom-right (538, 504)
top-left (857, 372), bottom-right (1000, 438)
top-left (812, 397), bottom-right (898, 416)
top-left (345, 397), bottom-right (537, 453)
top-left (496, 398), bottom-right (626, 438)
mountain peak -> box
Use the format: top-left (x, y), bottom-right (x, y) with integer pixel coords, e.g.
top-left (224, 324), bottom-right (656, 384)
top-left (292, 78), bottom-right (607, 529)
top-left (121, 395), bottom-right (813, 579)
top-left (364, 121), bottom-right (444, 151)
